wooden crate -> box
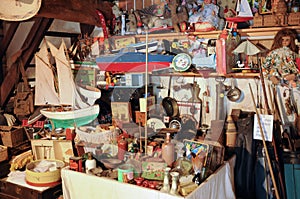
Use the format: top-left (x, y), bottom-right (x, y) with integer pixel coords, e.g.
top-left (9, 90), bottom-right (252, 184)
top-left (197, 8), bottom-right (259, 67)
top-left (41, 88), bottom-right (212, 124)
top-left (253, 14), bottom-right (264, 27)
top-left (0, 126), bottom-right (26, 147)
top-left (0, 145), bottom-right (8, 162)
top-left (263, 14), bottom-right (286, 27)
top-left (288, 12), bottom-right (300, 25)
top-left (0, 178), bottom-right (62, 199)
top-left (263, 14), bottom-right (277, 27)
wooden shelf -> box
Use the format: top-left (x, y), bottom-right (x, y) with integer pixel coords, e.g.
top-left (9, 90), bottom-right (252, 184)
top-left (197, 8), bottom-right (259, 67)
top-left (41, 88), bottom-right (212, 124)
top-left (132, 26), bottom-right (300, 42)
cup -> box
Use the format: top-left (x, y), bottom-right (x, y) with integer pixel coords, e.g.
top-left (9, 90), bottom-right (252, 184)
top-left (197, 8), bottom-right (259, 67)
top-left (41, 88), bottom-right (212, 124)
top-left (117, 164), bottom-right (134, 182)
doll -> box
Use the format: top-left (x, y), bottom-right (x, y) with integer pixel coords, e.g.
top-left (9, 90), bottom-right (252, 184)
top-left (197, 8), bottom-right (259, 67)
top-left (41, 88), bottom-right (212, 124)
top-left (262, 28), bottom-right (300, 87)
top-left (188, 0), bottom-right (220, 30)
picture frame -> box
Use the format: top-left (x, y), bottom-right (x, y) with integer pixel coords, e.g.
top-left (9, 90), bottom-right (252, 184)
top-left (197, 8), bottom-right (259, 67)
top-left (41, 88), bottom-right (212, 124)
top-left (111, 102), bottom-right (132, 122)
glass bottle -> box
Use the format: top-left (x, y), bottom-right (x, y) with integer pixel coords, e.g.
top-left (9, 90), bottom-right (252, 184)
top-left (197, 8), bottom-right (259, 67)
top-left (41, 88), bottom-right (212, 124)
top-left (170, 171), bottom-right (179, 195)
top-left (118, 136), bottom-right (128, 160)
top-left (85, 152), bottom-right (96, 174)
top-left (173, 151), bottom-right (193, 176)
top-left (160, 167), bottom-right (171, 193)
top-left (162, 133), bottom-right (175, 167)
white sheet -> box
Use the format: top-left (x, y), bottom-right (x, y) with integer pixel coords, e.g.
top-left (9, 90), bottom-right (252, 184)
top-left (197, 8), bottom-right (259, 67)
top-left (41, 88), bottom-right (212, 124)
top-left (61, 156), bottom-right (236, 199)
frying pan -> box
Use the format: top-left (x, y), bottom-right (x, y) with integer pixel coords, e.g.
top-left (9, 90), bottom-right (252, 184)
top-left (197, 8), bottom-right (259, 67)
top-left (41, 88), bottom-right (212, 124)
top-left (162, 76), bottom-right (179, 118)
top-left (162, 96), bottom-right (179, 117)
top-left (227, 79), bottom-right (242, 102)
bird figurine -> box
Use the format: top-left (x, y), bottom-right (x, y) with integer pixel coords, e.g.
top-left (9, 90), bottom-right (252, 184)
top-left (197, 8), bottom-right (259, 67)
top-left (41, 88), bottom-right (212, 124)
top-left (237, 60), bottom-right (245, 68)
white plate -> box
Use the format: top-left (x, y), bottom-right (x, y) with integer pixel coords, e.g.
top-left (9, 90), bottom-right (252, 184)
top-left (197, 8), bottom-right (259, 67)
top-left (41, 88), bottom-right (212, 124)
top-left (147, 118), bottom-right (166, 132)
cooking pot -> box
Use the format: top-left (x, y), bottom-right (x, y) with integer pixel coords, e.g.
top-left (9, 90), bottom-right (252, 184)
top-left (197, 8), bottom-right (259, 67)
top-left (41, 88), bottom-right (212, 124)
top-left (162, 97), bottom-right (179, 117)
top-left (227, 79), bottom-right (242, 102)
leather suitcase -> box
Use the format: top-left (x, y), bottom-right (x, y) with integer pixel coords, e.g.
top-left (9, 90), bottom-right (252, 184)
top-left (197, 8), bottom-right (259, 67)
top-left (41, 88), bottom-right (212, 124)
top-left (0, 178), bottom-right (62, 199)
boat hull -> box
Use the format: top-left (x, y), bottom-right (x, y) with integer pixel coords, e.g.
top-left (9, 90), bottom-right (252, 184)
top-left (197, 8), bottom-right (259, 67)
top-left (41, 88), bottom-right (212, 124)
top-left (96, 52), bottom-right (174, 72)
top-left (77, 86), bottom-right (101, 105)
top-left (40, 105), bottom-right (100, 128)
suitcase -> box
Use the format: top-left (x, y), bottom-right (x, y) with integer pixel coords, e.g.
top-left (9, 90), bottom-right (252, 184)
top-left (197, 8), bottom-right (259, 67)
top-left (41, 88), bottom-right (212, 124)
top-left (0, 178), bottom-right (62, 199)
top-left (284, 151), bottom-right (300, 199)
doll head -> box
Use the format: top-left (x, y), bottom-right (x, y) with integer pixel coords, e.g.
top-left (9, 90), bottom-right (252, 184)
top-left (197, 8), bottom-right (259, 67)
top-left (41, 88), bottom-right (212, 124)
top-left (271, 28), bottom-right (298, 53)
top-left (203, 0), bottom-right (212, 5)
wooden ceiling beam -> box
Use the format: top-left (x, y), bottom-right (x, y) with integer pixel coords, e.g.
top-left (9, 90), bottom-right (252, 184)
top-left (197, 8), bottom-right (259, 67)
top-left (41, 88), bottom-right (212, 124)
top-left (0, 22), bottom-right (19, 60)
top-left (0, 18), bottom-right (53, 107)
top-left (37, 0), bottom-right (114, 27)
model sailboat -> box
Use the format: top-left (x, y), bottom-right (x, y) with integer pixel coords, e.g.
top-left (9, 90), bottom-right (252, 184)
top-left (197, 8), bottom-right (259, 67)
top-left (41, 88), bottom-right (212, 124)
top-left (35, 40), bottom-right (100, 128)
top-left (226, 0), bottom-right (254, 23)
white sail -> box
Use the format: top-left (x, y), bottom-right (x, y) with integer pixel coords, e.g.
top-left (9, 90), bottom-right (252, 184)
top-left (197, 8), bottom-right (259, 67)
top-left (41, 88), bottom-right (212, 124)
top-left (52, 41), bottom-right (90, 109)
top-left (237, 0), bottom-right (253, 17)
top-left (34, 40), bottom-right (60, 106)
top-left (36, 39), bottom-right (100, 128)
top-left (54, 42), bottom-right (76, 106)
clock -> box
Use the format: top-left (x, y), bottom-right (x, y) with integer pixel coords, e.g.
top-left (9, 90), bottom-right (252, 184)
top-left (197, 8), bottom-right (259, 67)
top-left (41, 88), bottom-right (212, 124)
top-left (172, 53), bottom-right (192, 72)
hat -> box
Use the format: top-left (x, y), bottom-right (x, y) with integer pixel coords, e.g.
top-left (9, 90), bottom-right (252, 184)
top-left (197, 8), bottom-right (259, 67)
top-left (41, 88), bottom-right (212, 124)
top-left (0, 0), bottom-right (42, 21)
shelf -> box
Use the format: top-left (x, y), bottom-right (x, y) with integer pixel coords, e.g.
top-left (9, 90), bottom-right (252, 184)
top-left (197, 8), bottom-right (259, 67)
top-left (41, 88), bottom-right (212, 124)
top-left (132, 26), bottom-right (300, 41)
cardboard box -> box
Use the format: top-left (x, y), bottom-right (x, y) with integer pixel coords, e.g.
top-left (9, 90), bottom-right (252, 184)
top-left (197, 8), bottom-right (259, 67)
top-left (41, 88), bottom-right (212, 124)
top-left (0, 126), bottom-right (26, 147)
top-left (30, 140), bottom-right (74, 164)
top-left (0, 145), bottom-right (8, 162)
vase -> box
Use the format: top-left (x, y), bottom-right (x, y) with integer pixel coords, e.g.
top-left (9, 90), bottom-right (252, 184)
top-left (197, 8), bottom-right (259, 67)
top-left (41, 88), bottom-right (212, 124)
top-left (160, 167), bottom-right (171, 193)
top-left (170, 171), bottom-right (179, 195)
top-left (162, 133), bottom-right (175, 167)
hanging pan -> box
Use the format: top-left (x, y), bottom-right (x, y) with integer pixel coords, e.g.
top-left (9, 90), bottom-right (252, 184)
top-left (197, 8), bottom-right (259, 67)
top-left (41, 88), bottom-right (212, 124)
top-left (162, 96), bottom-right (179, 117)
top-left (227, 78), bottom-right (242, 102)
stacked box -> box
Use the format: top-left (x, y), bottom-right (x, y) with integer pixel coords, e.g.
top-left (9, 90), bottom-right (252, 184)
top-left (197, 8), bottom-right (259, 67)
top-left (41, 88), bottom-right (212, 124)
top-left (288, 12), bottom-right (300, 25)
top-left (263, 14), bottom-right (277, 27)
top-left (0, 126), bottom-right (26, 147)
top-left (253, 15), bottom-right (264, 27)
top-left (0, 145), bottom-right (8, 162)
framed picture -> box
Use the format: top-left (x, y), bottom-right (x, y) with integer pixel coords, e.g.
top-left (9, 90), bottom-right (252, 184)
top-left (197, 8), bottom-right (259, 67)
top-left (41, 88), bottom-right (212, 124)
top-left (111, 102), bottom-right (132, 122)
top-left (183, 139), bottom-right (209, 167)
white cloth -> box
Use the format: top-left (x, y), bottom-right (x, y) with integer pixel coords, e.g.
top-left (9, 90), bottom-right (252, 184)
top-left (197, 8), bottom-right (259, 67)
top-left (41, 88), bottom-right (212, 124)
top-left (3, 113), bottom-right (16, 126)
top-left (61, 156), bottom-right (236, 199)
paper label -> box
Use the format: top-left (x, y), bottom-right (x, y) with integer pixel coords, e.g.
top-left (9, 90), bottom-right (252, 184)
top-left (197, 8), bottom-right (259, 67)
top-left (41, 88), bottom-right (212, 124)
top-left (253, 114), bottom-right (273, 142)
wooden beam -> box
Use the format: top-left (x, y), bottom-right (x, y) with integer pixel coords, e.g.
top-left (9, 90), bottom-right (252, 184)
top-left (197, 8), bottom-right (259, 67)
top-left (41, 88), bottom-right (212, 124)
top-left (37, 0), bottom-right (114, 27)
top-left (0, 18), bottom-right (53, 107)
top-left (0, 22), bottom-right (19, 60)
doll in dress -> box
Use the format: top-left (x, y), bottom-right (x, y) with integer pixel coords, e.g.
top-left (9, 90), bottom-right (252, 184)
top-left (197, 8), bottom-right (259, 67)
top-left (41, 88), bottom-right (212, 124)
top-left (188, 0), bottom-right (220, 30)
top-left (262, 28), bottom-right (300, 87)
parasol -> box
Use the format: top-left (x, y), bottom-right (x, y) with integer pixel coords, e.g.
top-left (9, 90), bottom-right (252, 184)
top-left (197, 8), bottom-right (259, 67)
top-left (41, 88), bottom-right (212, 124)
top-left (233, 40), bottom-right (261, 55)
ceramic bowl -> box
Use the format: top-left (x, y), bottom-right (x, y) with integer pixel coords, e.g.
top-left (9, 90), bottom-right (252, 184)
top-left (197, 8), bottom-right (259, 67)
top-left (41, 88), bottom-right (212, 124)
top-left (101, 158), bottom-right (122, 169)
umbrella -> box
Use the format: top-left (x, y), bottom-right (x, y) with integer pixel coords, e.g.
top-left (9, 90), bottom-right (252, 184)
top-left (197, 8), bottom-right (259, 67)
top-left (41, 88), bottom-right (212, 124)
top-left (233, 40), bottom-right (261, 55)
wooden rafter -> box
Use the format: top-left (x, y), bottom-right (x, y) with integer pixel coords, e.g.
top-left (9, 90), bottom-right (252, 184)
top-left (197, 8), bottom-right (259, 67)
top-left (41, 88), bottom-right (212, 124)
top-left (0, 18), bottom-right (53, 107)
top-left (37, 0), bottom-right (114, 27)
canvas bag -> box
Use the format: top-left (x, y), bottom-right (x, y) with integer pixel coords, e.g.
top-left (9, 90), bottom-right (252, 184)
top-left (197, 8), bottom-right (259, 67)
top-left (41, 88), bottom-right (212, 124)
top-left (13, 58), bottom-right (34, 116)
